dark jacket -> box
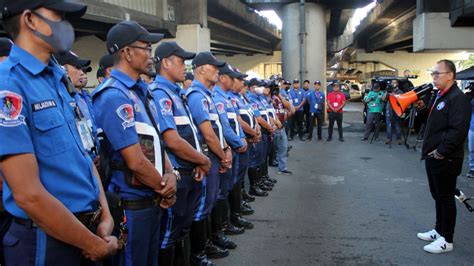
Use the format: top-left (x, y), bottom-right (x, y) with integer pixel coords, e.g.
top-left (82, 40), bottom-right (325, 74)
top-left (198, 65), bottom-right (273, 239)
top-left (422, 83), bottom-right (471, 160)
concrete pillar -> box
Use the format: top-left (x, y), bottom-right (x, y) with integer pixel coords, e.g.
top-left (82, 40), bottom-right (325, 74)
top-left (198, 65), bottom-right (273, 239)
top-left (174, 24), bottom-right (211, 52)
top-left (281, 2), bottom-right (326, 84)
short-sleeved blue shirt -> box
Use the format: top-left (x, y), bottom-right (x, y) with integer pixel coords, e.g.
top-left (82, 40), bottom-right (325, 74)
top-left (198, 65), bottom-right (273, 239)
top-left (0, 45), bottom-right (99, 218)
top-left (289, 88), bottom-right (306, 111)
top-left (213, 86), bottom-right (243, 149)
top-left (92, 69), bottom-right (162, 199)
top-left (307, 90), bottom-right (325, 113)
top-left (73, 90), bottom-right (100, 156)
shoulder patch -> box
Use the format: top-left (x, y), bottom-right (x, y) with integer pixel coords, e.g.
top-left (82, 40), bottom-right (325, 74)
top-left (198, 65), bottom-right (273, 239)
top-left (0, 91), bottom-right (26, 127)
top-left (159, 98), bottom-right (173, 115)
top-left (202, 99), bottom-right (209, 112)
top-left (216, 102), bottom-right (225, 114)
top-left (116, 104), bottom-right (135, 129)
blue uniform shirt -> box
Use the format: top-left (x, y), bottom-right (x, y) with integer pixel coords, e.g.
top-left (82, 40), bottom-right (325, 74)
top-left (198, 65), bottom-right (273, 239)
top-left (151, 75), bottom-right (202, 169)
top-left (213, 86), bottom-right (244, 149)
top-left (246, 91), bottom-right (265, 118)
top-left (228, 91), bottom-right (256, 137)
top-left (289, 88), bottom-right (306, 111)
top-left (0, 45), bottom-right (99, 218)
top-left (307, 90), bottom-right (325, 113)
top-left (92, 69), bottom-right (162, 199)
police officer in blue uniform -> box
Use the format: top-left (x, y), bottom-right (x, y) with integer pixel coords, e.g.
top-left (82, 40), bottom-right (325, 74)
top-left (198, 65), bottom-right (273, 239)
top-left (0, 1), bottom-right (118, 264)
top-left (150, 41), bottom-right (212, 265)
top-left (306, 80), bottom-right (325, 141)
top-left (246, 79), bottom-right (274, 195)
top-left (289, 79), bottom-right (307, 141)
top-left (212, 64), bottom-right (249, 248)
top-left (228, 77), bottom-right (261, 203)
top-left (96, 54), bottom-right (114, 85)
top-left (186, 52), bottom-right (232, 263)
top-left (55, 51), bottom-right (100, 159)
top-left (281, 80), bottom-right (295, 138)
top-left (259, 82), bottom-right (278, 186)
top-left (92, 20), bottom-right (177, 266)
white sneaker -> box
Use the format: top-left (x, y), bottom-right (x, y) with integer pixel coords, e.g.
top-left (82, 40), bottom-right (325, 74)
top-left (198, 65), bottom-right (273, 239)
top-left (423, 237), bottom-right (453, 254)
top-left (417, 229), bottom-right (440, 242)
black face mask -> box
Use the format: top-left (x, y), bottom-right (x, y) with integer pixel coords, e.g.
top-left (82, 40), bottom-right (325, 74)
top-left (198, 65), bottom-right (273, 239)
top-left (31, 11), bottom-right (75, 54)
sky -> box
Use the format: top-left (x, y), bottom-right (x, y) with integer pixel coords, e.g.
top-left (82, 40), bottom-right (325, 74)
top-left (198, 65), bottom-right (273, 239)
top-left (257, 1), bottom-right (376, 32)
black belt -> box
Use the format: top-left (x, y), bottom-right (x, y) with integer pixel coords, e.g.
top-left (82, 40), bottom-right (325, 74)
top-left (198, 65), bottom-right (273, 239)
top-left (177, 168), bottom-right (194, 176)
top-left (120, 196), bottom-right (162, 210)
top-left (14, 209), bottom-right (101, 229)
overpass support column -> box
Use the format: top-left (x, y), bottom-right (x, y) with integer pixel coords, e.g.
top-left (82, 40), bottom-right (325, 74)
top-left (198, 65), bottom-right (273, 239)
top-left (173, 0), bottom-right (210, 52)
top-left (281, 2), bottom-right (326, 84)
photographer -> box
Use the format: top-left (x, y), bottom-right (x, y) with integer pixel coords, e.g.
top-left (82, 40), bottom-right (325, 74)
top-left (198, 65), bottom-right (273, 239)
top-left (467, 82), bottom-right (474, 178)
top-left (385, 80), bottom-right (404, 145)
top-left (362, 83), bottom-right (385, 141)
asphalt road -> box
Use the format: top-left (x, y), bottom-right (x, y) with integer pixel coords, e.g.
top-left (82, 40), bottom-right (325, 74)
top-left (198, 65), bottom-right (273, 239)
top-left (218, 102), bottom-right (474, 265)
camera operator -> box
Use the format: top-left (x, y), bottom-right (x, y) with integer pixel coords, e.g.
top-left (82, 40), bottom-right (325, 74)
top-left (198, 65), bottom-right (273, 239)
top-left (385, 80), bottom-right (404, 145)
top-left (417, 59), bottom-right (471, 254)
top-left (270, 81), bottom-right (293, 175)
top-left (362, 83), bottom-right (385, 141)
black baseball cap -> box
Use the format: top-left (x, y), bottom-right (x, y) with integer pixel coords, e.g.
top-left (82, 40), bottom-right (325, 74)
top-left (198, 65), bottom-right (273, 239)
top-left (0, 38), bottom-right (13, 57)
top-left (303, 80), bottom-right (310, 83)
top-left (82, 66), bottom-right (92, 73)
top-left (243, 80), bottom-right (250, 86)
top-left (249, 78), bottom-right (265, 87)
top-left (293, 79), bottom-right (300, 84)
top-left (55, 51), bottom-right (90, 69)
top-left (192, 52), bottom-right (225, 69)
top-left (314, 80), bottom-right (321, 85)
top-left (184, 72), bottom-right (194, 81)
top-left (1, 0), bottom-right (87, 19)
top-left (218, 63), bottom-right (240, 78)
top-left (284, 80), bottom-right (291, 85)
top-left (332, 82), bottom-right (340, 87)
top-left (99, 54), bottom-right (114, 70)
top-left (155, 41), bottom-right (195, 61)
top-left (233, 68), bottom-right (248, 79)
top-left (106, 20), bottom-right (164, 54)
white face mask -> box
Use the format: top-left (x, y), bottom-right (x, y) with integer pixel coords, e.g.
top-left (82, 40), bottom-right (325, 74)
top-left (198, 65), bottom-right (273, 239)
top-left (255, 86), bottom-right (264, 95)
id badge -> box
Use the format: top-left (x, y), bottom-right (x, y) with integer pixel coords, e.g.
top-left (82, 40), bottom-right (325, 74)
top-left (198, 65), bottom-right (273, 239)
top-left (294, 99), bottom-right (299, 104)
top-left (76, 119), bottom-right (94, 151)
top-left (314, 103), bottom-right (319, 109)
top-left (334, 102), bottom-right (339, 107)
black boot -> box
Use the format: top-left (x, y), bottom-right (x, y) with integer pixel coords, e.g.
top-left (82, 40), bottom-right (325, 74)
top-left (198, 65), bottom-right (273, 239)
top-left (230, 214), bottom-right (253, 230)
top-left (215, 201), bottom-right (240, 247)
top-left (190, 220), bottom-right (214, 266)
top-left (228, 183), bottom-right (253, 229)
top-left (174, 236), bottom-right (191, 266)
top-left (258, 166), bottom-right (272, 191)
top-left (222, 199), bottom-right (244, 236)
top-left (158, 245), bottom-right (175, 266)
top-left (242, 189), bottom-right (255, 202)
top-left (248, 167), bottom-right (268, 197)
top-left (241, 201), bottom-right (254, 216)
top-left (261, 162), bottom-right (277, 184)
top-left (208, 207), bottom-right (230, 258)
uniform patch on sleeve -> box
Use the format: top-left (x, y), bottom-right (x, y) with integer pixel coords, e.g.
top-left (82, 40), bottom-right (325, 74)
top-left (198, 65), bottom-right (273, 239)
top-left (231, 98), bottom-right (237, 108)
top-left (202, 99), bottom-right (209, 112)
top-left (116, 104), bottom-right (135, 129)
top-left (251, 103), bottom-right (258, 110)
top-left (159, 98), bottom-right (172, 115)
top-left (216, 102), bottom-right (225, 114)
top-left (0, 91), bottom-right (26, 127)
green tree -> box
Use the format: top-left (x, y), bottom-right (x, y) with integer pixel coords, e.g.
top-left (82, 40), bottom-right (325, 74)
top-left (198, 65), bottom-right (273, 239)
top-left (460, 53), bottom-right (474, 69)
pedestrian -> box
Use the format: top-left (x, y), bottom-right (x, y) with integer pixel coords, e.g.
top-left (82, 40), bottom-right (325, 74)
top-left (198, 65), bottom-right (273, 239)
top-left (150, 41), bottom-right (212, 265)
top-left (92, 20), bottom-right (177, 265)
top-left (326, 82), bottom-right (346, 142)
top-left (468, 93), bottom-right (474, 178)
top-left (362, 82), bottom-right (385, 141)
top-left (385, 79), bottom-right (404, 145)
top-left (417, 59), bottom-right (471, 254)
top-left (271, 81), bottom-right (293, 174)
top-left (302, 80), bottom-right (311, 136)
top-left (289, 79), bottom-right (306, 141)
top-left (306, 80), bottom-right (325, 141)
top-left (0, 1), bottom-right (118, 264)
top-left (185, 52), bottom-right (232, 263)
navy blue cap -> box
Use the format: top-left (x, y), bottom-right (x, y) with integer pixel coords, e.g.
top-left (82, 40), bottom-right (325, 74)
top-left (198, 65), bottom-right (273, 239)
top-left (55, 51), bottom-right (90, 69)
top-left (185, 72), bottom-right (194, 81)
top-left (233, 68), bottom-right (248, 79)
top-left (106, 21), bottom-right (164, 54)
top-left (155, 41), bottom-right (195, 61)
top-left (293, 79), bottom-right (300, 84)
top-left (218, 63), bottom-right (239, 78)
top-left (99, 54), bottom-right (114, 70)
top-left (192, 52), bottom-right (225, 69)
top-left (1, 0), bottom-right (87, 19)
top-left (314, 80), bottom-right (321, 85)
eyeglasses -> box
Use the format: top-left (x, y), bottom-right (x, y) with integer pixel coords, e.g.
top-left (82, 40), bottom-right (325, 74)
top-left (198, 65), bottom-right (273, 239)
top-left (430, 71), bottom-right (450, 78)
top-left (128, 45), bottom-right (153, 53)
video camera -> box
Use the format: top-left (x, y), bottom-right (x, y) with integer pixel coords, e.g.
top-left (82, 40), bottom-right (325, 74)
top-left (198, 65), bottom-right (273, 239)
top-left (268, 79), bottom-right (280, 96)
top-left (464, 82), bottom-right (474, 99)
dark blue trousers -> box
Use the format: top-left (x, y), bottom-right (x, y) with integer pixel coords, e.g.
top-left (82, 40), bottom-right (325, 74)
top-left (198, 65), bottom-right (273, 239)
top-left (160, 174), bottom-right (202, 249)
top-left (236, 150), bottom-right (249, 185)
top-left (194, 153), bottom-right (221, 221)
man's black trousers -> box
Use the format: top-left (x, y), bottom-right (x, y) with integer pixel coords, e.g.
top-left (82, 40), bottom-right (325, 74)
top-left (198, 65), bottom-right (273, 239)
top-left (328, 112), bottom-right (343, 139)
top-left (290, 111), bottom-right (304, 139)
top-left (425, 157), bottom-right (462, 243)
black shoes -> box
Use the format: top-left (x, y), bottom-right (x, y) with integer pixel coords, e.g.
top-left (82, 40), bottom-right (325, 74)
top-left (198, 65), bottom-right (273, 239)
top-left (242, 189), bottom-right (255, 202)
top-left (205, 240), bottom-right (229, 259)
top-left (269, 161), bottom-right (279, 167)
top-left (277, 170), bottom-right (292, 175)
top-left (327, 137), bottom-right (333, 141)
top-left (241, 202), bottom-right (254, 215)
top-left (212, 233), bottom-right (237, 250)
top-left (339, 138), bottom-right (345, 142)
top-left (190, 251), bottom-right (214, 266)
top-left (361, 137), bottom-right (368, 141)
top-left (223, 223), bottom-right (245, 235)
top-left (231, 214), bottom-right (254, 229)
top-left (249, 186), bottom-right (268, 197)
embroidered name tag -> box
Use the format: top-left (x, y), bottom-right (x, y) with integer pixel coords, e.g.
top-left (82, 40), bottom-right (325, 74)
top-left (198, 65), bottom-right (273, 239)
top-left (32, 100), bottom-right (57, 112)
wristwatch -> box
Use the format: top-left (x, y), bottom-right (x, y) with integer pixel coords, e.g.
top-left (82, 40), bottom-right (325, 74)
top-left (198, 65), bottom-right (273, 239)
top-left (166, 169), bottom-right (181, 181)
